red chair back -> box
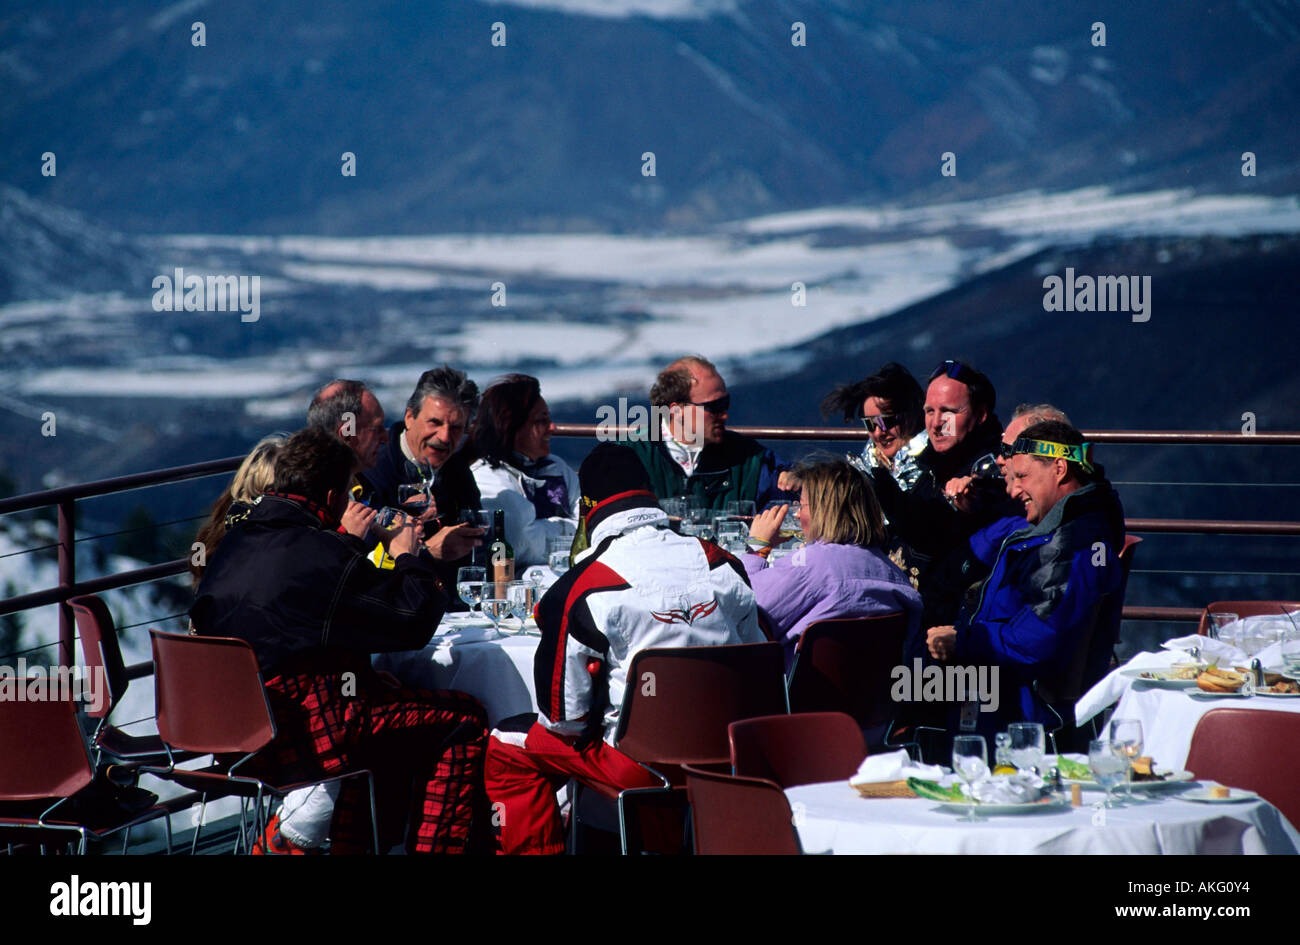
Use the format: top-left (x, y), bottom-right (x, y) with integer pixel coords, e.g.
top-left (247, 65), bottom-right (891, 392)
top-left (613, 642), bottom-right (787, 768)
top-left (1117, 535), bottom-right (1141, 583)
top-left (1185, 708), bottom-right (1300, 825)
top-left (1196, 601), bottom-right (1300, 636)
top-left (786, 613), bottom-right (908, 729)
top-left (69, 594), bottom-right (129, 720)
top-left (0, 689), bottom-right (95, 801)
top-left (150, 630), bottom-right (275, 755)
top-left (683, 764), bottom-right (800, 855)
top-left (730, 712), bottom-right (865, 788)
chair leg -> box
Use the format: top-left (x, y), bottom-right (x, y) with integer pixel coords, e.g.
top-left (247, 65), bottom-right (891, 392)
top-left (121, 827), bottom-right (131, 855)
top-left (190, 795), bottom-right (207, 856)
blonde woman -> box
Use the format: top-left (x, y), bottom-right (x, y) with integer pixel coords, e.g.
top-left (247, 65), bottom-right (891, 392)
top-left (745, 457), bottom-right (922, 671)
top-left (190, 433), bottom-right (286, 584)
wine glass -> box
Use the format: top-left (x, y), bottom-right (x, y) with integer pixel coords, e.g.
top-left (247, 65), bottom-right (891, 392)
top-left (951, 735), bottom-right (988, 822)
top-left (481, 597), bottom-right (511, 634)
top-left (1108, 718), bottom-right (1144, 798)
top-left (1007, 722), bottom-right (1045, 777)
top-left (779, 503), bottom-right (803, 543)
top-left (724, 500), bottom-right (756, 529)
top-left (661, 498), bottom-right (687, 533)
top-left (456, 566), bottom-right (486, 615)
top-left (1088, 739), bottom-right (1129, 808)
top-left (507, 580), bottom-right (538, 632)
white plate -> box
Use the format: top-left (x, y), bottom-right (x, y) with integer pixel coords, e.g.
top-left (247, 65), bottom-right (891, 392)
top-left (1187, 689), bottom-right (1252, 699)
top-left (1256, 687), bottom-right (1300, 697)
top-left (1062, 770), bottom-right (1194, 790)
top-left (935, 796), bottom-right (1069, 815)
top-left (1181, 786), bottom-right (1259, 803)
top-left (1120, 668), bottom-right (1200, 689)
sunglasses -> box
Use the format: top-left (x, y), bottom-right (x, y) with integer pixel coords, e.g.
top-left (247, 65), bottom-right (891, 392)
top-left (929, 359), bottom-right (979, 387)
top-left (861, 413), bottom-right (902, 433)
top-left (689, 394), bottom-right (731, 415)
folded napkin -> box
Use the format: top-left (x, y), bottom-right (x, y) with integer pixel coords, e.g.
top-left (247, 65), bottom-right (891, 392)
top-left (967, 773), bottom-right (1045, 804)
top-left (850, 748), bottom-right (945, 786)
top-left (434, 626), bottom-right (502, 646)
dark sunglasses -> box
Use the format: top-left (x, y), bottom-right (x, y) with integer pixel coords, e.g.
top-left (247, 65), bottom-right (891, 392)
top-left (861, 413), bottom-right (902, 433)
top-left (929, 359), bottom-right (979, 387)
top-left (689, 394), bottom-right (731, 415)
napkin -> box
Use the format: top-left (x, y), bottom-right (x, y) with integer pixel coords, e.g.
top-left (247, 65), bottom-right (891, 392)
top-left (968, 773), bottom-right (1045, 804)
top-left (849, 749), bottom-right (945, 786)
top-left (1161, 633), bottom-right (1246, 666)
top-left (434, 626), bottom-right (502, 646)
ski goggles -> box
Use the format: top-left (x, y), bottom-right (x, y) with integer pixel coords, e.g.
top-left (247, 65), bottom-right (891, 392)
top-left (1006, 437), bottom-right (1095, 474)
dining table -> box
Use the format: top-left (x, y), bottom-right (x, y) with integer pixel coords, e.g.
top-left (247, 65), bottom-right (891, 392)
top-left (786, 780), bottom-right (1300, 854)
top-left (373, 612), bottom-right (541, 728)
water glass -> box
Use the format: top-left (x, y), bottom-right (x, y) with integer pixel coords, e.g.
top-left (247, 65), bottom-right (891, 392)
top-left (1280, 636), bottom-right (1300, 675)
top-left (724, 500), bottom-right (756, 527)
top-left (1207, 611), bottom-right (1238, 643)
top-left (715, 520), bottom-right (747, 545)
top-left (507, 580), bottom-right (539, 629)
top-left (951, 735), bottom-right (988, 821)
top-left (1088, 739), bottom-right (1129, 808)
top-left (1006, 722), bottom-right (1045, 776)
top-left (1108, 718), bottom-right (1144, 797)
top-left (481, 598), bottom-right (511, 633)
top-left (456, 566), bottom-right (486, 614)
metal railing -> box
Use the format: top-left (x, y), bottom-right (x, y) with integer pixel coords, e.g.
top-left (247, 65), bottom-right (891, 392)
top-left (2, 426), bottom-right (1299, 672)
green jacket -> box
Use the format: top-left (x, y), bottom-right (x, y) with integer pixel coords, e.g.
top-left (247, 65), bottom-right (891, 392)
top-left (624, 430), bottom-right (792, 510)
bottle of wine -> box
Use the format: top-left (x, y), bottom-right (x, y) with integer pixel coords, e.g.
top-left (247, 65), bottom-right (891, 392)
top-left (489, 509), bottom-right (515, 598)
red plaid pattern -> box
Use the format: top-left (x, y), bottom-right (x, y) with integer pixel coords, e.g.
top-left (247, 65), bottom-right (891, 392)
top-left (261, 660), bottom-right (488, 854)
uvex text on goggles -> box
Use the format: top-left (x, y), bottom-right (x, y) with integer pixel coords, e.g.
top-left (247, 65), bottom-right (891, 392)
top-left (1007, 437), bottom-right (1095, 474)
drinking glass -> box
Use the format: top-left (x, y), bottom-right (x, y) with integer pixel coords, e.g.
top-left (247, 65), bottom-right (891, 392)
top-left (661, 498), bottom-right (687, 532)
top-left (397, 483), bottom-right (430, 509)
top-left (456, 566), bottom-right (486, 614)
top-left (1280, 635), bottom-right (1300, 676)
top-left (1208, 611), bottom-right (1238, 643)
top-left (547, 536), bottom-right (571, 576)
top-left (1108, 718), bottom-right (1144, 798)
top-left (1006, 722), bottom-right (1045, 776)
top-left (779, 503), bottom-right (803, 542)
top-left (481, 598), bottom-right (511, 633)
top-left (1088, 739), bottom-right (1129, 808)
top-left (507, 580), bottom-right (539, 631)
top-left (715, 520), bottom-right (746, 545)
top-left (724, 500), bottom-right (756, 528)
top-left (951, 735), bottom-right (988, 822)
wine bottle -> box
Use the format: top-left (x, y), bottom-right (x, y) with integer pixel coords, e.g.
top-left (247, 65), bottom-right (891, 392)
top-left (489, 509), bottom-right (515, 597)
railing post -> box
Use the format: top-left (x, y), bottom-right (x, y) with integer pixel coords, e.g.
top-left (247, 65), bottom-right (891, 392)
top-left (57, 498), bottom-right (75, 668)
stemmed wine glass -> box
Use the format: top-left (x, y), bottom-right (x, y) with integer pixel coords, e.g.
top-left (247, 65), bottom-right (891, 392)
top-left (480, 597), bottom-right (511, 635)
top-left (1088, 739), bottom-right (1129, 808)
top-left (1007, 722), bottom-right (1046, 777)
top-left (507, 580), bottom-right (539, 633)
top-left (951, 735), bottom-right (988, 822)
top-left (1109, 718), bottom-right (1144, 799)
top-left (456, 566), bottom-right (486, 616)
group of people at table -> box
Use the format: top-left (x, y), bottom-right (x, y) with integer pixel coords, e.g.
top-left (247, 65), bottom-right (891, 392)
top-left (186, 354), bottom-right (1127, 854)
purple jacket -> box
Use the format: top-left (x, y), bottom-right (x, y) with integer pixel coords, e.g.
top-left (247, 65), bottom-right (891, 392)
top-left (743, 541), bottom-right (923, 671)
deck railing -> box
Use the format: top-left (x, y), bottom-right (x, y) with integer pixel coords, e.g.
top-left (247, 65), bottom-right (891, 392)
top-left (2, 426), bottom-right (1298, 675)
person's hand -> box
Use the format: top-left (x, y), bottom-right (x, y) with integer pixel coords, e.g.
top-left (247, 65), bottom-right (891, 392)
top-left (927, 625), bottom-right (957, 661)
top-left (944, 475), bottom-right (976, 513)
top-left (423, 522), bottom-right (484, 561)
top-left (749, 504), bottom-right (786, 545)
top-left (340, 501), bottom-right (377, 541)
top-left (777, 470), bottom-right (801, 492)
top-left (388, 517), bottom-right (421, 559)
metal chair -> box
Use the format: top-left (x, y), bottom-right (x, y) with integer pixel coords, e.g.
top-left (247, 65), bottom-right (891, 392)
top-left (141, 630), bottom-right (380, 855)
top-left (785, 613), bottom-right (908, 742)
top-left (1196, 600), bottom-right (1300, 636)
top-left (682, 764), bottom-right (801, 855)
top-left (729, 712), bottom-right (865, 788)
top-left (0, 685), bottom-right (173, 854)
top-left (1185, 708), bottom-right (1300, 827)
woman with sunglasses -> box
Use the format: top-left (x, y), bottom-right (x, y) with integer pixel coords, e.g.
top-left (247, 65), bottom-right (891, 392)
top-left (745, 457), bottom-right (922, 672)
top-left (821, 362), bottom-right (928, 489)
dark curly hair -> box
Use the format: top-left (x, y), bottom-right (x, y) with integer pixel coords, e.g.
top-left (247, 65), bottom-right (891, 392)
top-left (820, 362), bottom-right (924, 438)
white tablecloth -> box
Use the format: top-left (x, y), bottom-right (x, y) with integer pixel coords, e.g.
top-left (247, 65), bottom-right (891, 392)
top-left (1107, 685), bottom-right (1300, 771)
top-left (373, 618), bottom-right (540, 727)
top-left (786, 781), bottom-right (1300, 854)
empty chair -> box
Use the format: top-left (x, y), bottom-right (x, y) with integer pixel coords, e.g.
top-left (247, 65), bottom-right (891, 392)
top-left (0, 687), bottom-right (172, 854)
top-left (785, 613), bottom-right (907, 738)
top-left (1196, 600), bottom-right (1300, 636)
top-left (69, 594), bottom-right (174, 763)
top-left (682, 764), bottom-right (800, 855)
top-left (142, 629), bottom-right (378, 855)
top-left (729, 712), bottom-right (865, 788)
top-left (1185, 708), bottom-right (1300, 826)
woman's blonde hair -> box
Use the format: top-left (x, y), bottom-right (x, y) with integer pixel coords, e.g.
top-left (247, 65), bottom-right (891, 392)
top-left (797, 456), bottom-right (887, 548)
top-left (190, 433), bottom-right (287, 583)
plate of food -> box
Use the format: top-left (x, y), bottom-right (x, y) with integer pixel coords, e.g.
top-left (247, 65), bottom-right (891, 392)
top-left (1052, 755), bottom-right (1192, 790)
top-left (908, 777), bottom-right (1068, 815)
top-left (1188, 667), bottom-right (1253, 697)
top-left (1121, 663), bottom-right (1205, 689)
top-left (1181, 785), bottom-right (1259, 804)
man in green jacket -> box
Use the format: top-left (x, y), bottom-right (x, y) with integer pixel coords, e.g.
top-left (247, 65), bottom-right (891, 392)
top-left (623, 355), bottom-right (797, 511)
